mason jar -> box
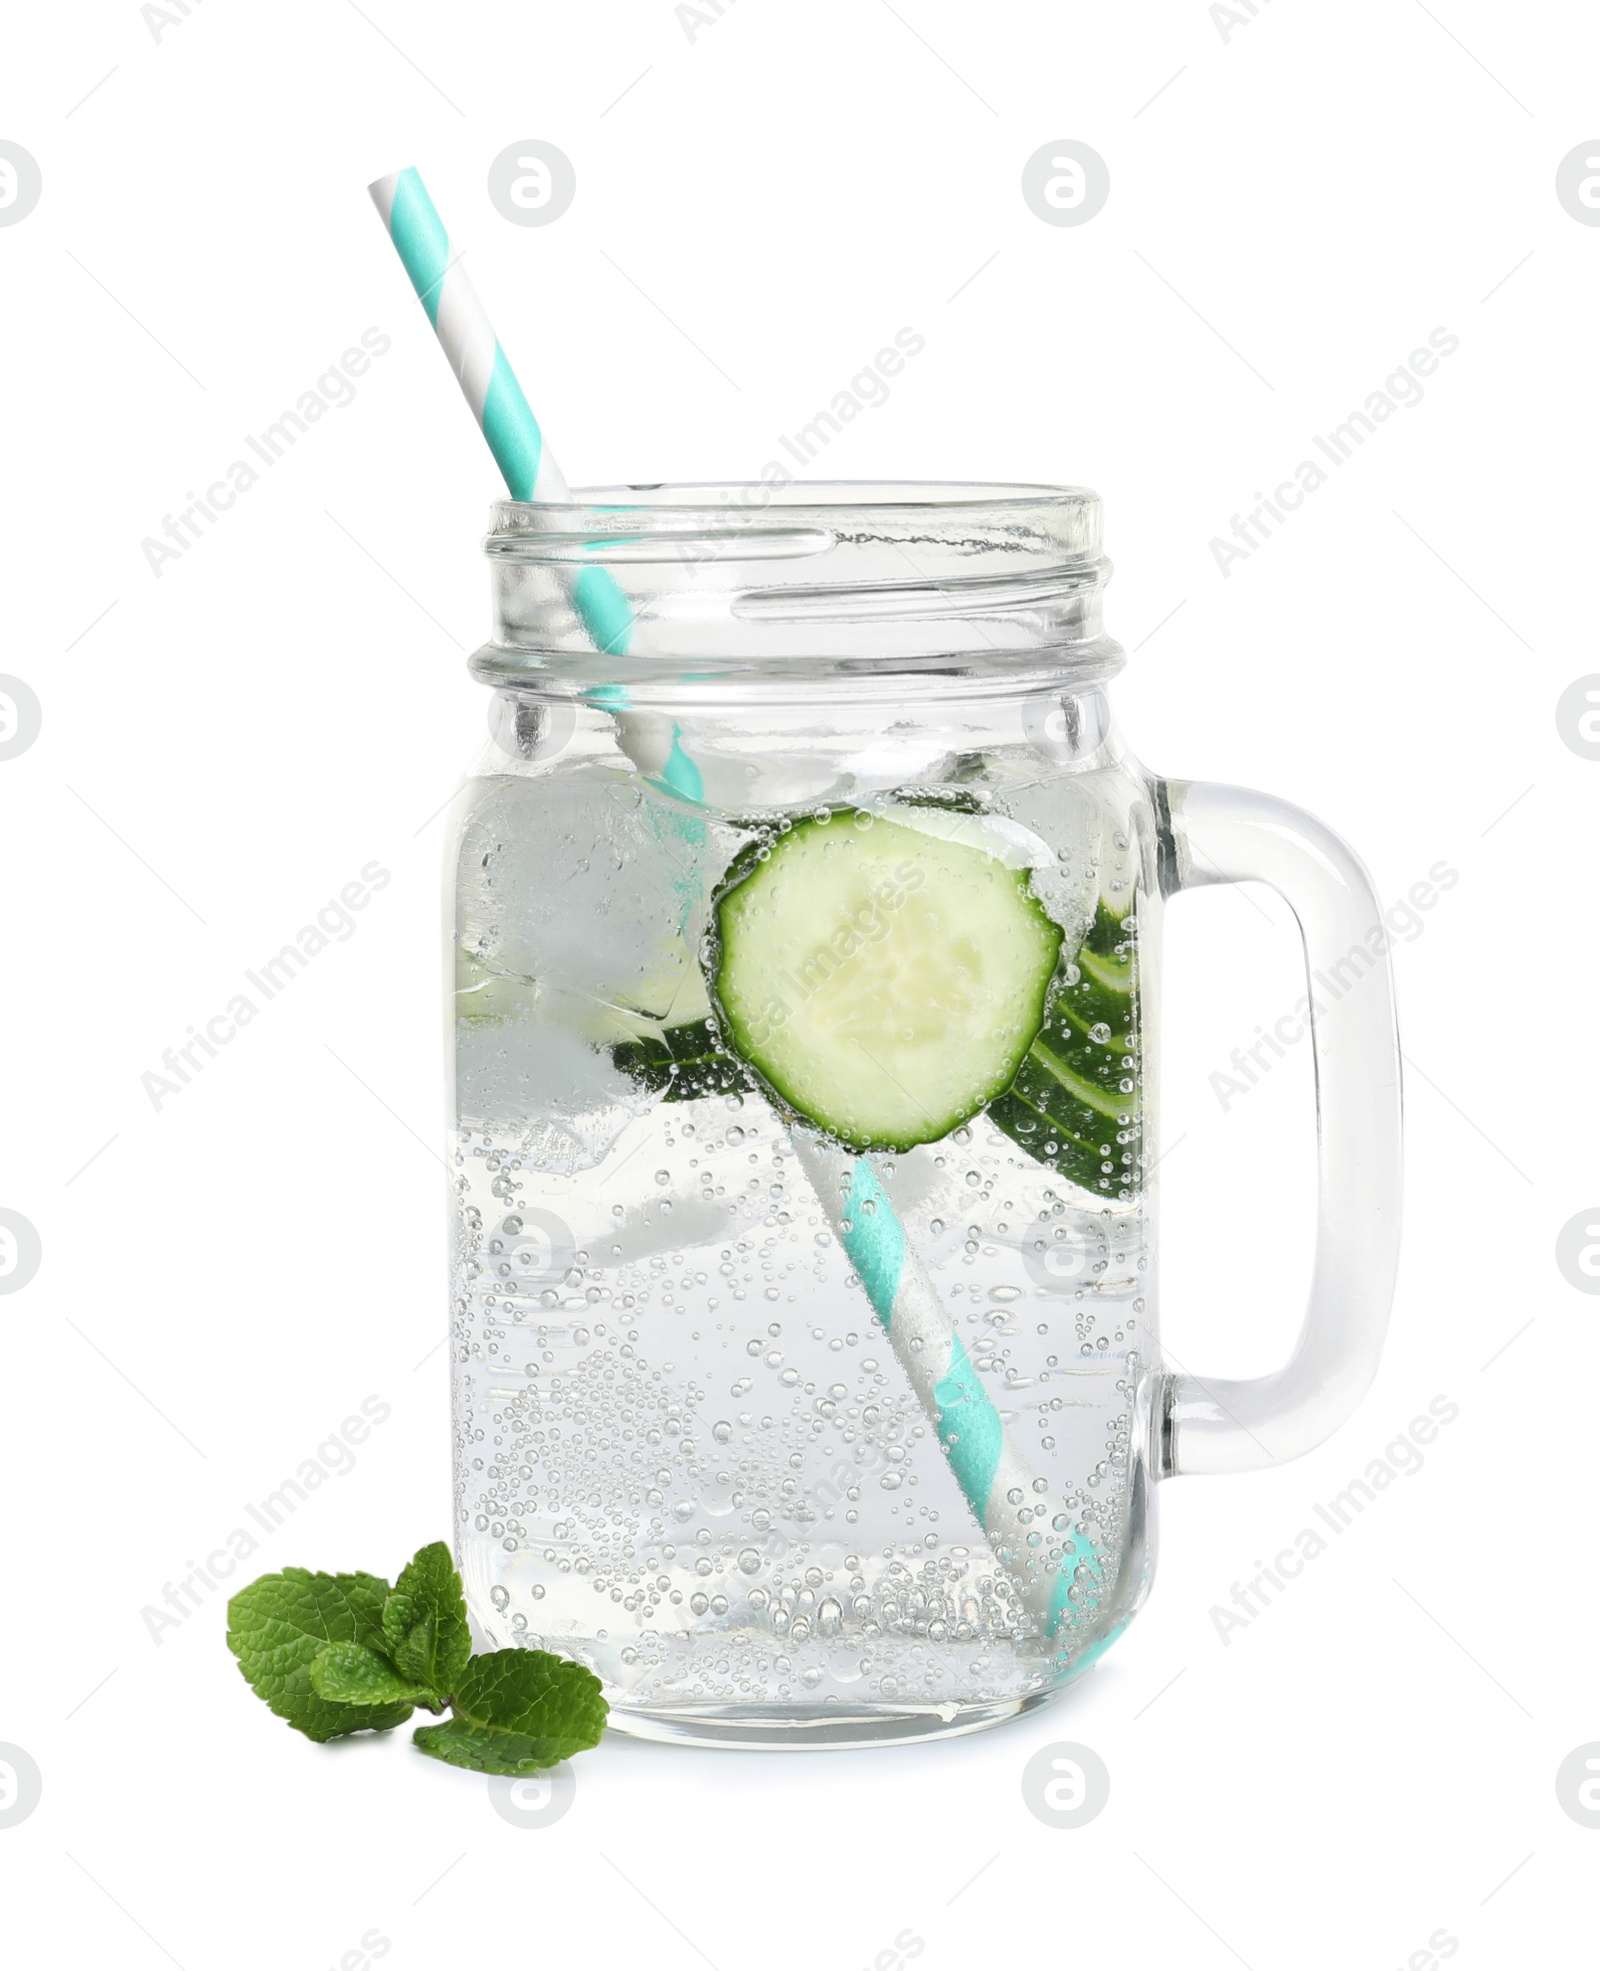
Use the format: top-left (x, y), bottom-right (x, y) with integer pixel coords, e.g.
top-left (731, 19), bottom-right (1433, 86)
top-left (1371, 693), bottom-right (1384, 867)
top-left (445, 482), bottom-right (1402, 1747)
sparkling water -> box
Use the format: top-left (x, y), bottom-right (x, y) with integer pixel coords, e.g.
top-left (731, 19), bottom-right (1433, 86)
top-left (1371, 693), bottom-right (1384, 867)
top-left (449, 754), bottom-right (1153, 1740)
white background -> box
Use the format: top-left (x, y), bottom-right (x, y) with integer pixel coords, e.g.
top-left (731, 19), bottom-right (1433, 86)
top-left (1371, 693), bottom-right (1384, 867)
top-left (4, 1), bottom-right (1596, 1965)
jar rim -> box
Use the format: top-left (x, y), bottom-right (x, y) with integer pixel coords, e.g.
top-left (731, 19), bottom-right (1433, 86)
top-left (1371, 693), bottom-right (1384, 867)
top-left (491, 479), bottom-right (1100, 519)
top-left (475, 479), bottom-right (1119, 688)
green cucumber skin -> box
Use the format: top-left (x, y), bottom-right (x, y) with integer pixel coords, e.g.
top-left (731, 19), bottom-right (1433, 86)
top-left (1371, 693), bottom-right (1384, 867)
top-left (987, 898), bottom-right (1142, 1198)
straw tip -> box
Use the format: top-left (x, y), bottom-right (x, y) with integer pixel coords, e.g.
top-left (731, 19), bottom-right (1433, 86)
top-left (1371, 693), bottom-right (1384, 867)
top-left (367, 166), bottom-right (415, 216)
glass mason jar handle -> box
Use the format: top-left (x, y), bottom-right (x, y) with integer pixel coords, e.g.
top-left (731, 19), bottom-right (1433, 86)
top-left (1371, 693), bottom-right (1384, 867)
top-left (1156, 780), bottom-right (1403, 1478)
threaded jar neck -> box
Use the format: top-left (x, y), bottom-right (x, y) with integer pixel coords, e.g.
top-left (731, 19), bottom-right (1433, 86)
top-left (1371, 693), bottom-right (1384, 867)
top-left (472, 481), bottom-right (1123, 700)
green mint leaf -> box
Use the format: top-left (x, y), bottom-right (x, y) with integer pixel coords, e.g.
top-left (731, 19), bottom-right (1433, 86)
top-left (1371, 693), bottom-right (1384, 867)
top-left (309, 1641), bottom-right (440, 1708)
top-left (412, 1648), bottom-right (607, 1775)
top-left (410, 1719), bottom-right (581, 1777)
top-left (385, 1542), bottom-right (472, 1696)
top-left (381, 1591), bottom-right (421, 1658)
top-left (391, 1610), bottom-right (438, 1686)
top-left (226, 1568), bottom-right (416, 1742)
top-left (612, 1018), bottom-right (753, 1101)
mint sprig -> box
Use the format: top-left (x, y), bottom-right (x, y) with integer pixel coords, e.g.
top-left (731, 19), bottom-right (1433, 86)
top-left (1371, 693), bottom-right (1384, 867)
top-left (227, 1542), bottom-right (606, 1776)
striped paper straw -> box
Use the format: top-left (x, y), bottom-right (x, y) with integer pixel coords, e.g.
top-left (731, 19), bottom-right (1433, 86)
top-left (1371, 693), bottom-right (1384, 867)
top-left (368, 165), bottom-right (633, 657)
top-left (367, 165), bottom-right (1102, 1654)
top-left (793, 1133), bottom-right (1103, 1646)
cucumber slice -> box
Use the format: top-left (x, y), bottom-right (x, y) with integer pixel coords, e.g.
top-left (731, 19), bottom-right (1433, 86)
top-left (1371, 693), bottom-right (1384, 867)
top-left (711, 810), bottom-right (1063, 1150)
top-left (987, 896), bottom-right (1142, 1198)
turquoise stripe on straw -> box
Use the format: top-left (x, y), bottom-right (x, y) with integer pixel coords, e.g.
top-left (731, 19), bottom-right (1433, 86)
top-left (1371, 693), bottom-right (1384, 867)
top-left (841, 1160), bottom-right (1009, 1512)
top-left (933, 1334), bottom-right (1005, 1506)
top-left (386, 167), bottom-right (451, 322)
top-left (573, 565), bottom-right (636, 658)
top-left (385, 173), bottom-right (550, 501)
top-left (656, 726), bottom-right (705, 802)
top-left (482, 344), bottom-right (546, 503)
top-left (840, 1160), bottom-right (906, 1317)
